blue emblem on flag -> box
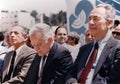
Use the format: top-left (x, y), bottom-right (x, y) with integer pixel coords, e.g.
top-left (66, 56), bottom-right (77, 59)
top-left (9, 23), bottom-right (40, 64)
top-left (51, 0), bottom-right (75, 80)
top-left (69, 0), bottom-right (93, 34)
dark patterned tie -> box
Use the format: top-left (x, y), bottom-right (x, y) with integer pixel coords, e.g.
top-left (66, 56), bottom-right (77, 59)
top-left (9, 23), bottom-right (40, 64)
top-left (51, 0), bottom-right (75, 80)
top-left (37, 56), bottom-right (46, 84)
top-left (79, 42), bottom-right (98, 83)
top-left (7, 51), bottom-right (16, 80)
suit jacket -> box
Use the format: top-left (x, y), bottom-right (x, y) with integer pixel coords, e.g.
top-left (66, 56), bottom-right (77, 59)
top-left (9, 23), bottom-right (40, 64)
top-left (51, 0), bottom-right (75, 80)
top-left (2, 44), bottom-right (36, 84)
top-left (23, 42), bottom-right (73, 84)
top-left (0, 46), bottom-right (8, 72)
top-left (66, 36), bottom-right (120, 84)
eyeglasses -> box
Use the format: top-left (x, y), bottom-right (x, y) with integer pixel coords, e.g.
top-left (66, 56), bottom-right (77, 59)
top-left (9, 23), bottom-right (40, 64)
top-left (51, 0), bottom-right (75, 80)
top-left (112, 32), bottom-right (120, 36)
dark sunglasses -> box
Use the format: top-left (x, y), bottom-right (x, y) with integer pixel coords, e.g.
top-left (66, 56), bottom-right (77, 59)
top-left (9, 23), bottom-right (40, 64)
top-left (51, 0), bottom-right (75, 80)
top-left (112, 32), bottom-right (120, 36)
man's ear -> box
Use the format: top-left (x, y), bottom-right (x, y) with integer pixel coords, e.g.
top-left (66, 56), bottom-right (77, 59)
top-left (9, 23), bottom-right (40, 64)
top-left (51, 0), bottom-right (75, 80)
top-left (48, 37), bottom-right (53, 43)
top-left (107, 20), bottom-right (113, 28)
top-left (24, 35), bottom-right (28, 42)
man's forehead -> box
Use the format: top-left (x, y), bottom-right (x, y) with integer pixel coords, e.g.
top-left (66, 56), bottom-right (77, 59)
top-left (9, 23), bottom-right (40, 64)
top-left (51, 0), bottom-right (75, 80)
top-left (58, 28), bottom-right (67, 33)
top-left (89, 7), bottom-right (106, 17)
top-left (10, 26), bottom-right (23, 32)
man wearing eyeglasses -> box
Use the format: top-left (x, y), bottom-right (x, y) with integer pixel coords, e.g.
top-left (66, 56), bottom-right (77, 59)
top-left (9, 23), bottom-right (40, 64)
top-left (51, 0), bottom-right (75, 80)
top-left (24, 23), bottom-right (73, 84)
top-left (66, 3), bottom-right (120, 84)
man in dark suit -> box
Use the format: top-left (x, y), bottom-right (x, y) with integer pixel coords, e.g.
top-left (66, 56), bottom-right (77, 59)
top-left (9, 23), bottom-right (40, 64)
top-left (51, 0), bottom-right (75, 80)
top-left (2, 25), bottom-right (36, 84)
top-left (23, 23), bottom-right (73, 84)
top-left (66, 3), bottom-right (120, 84)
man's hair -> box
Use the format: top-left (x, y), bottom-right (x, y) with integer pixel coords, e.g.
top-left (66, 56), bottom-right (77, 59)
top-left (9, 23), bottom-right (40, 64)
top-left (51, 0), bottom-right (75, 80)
top-left (55, 25), bottom-right (68, 35)
top-left (114, 20), bottom-right (120, 26)
top-left (0, 32), bottom-right (4, 41)
top-left (10, 25), bottom-right (29, 36)
top-left (68, 32), bottom-right (80, 44)
top-left (29, 23), bottom-right (54, 41)
top-left (97, 3), bottom-right (115, 21)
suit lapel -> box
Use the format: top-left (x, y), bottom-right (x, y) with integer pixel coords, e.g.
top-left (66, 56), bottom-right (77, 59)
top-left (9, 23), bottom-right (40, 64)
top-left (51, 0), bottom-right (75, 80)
top-left (43, 42), bottom-right (57, 73)
top-left (31, 54), bottom-right (41, 78)
top-left (3, 51), bottom-right (14, 71)
top-left (94, 36), bottom-right (117, 77)
top-left (2, 51), bottom-right (14, 79)
top-left (77, 42), bottom-right (94, 78)
top-left (14, 45), bottom-right (28, 68)
top-left (24, 54), bottom-right (41, 84)
top-left (14, 47), bottom-right (24, 68)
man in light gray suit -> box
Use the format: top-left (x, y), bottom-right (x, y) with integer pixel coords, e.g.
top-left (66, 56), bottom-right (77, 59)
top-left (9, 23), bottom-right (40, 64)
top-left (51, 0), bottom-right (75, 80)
top-left (66, 3), bottom-right (120, 84)
top-left (2, 25), bottom-right (36, 84)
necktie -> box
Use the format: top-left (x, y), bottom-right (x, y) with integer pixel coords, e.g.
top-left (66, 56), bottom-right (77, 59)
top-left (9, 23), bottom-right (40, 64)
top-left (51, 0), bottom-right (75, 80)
top-left (7, 51), bottom-right (16, 80)
top-left (37, 56), bottom-right (46, 84)
top-left (79, 42), bottom-right (98, 83)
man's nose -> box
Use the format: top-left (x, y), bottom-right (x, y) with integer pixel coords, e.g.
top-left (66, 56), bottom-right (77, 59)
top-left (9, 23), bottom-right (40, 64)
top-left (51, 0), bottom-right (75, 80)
top-left (89, 19), bottom-right (94, 24)
top-left (11, 32), bottom-right (15, 36)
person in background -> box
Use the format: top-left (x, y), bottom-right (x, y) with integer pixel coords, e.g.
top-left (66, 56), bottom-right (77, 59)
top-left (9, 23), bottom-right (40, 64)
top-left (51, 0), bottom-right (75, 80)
top-left (113, 20), bottom-right (120, 29)
top-left (112, 25), bottom-right (120, 40)
top-left (85, 30), bottom-right (94, 43)
top-left (67, 32), bottom-right (80, 46)
top-left (26, 36), bottom-right (33, 48)
top-left (54, 26), bottom-right (74, 57)
top-left (23, 23), bottom-right (73, 84)
top-left (0, 32), bottom-right (7, 47)
top-left (2, 25), bottom-right (36, 84)
top-left (0, 32), bottom-right (8, 76)
top-left (5, 32), bottom-right (12, 48)
top-left (66, 3), bottom-right (120, 84)
top-left (54, 25), bottom-right (68, 45)
top-left (66, 32), bottom-right (81, 61)
top-left (0, 45), bottom-right (7, 72)
top-left (0, 45), bottom-right (7, 83)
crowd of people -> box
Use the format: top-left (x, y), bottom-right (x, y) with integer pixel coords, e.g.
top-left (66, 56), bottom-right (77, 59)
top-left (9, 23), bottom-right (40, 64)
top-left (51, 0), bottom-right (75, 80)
top-left (0, 3), bottom-right (120, 84)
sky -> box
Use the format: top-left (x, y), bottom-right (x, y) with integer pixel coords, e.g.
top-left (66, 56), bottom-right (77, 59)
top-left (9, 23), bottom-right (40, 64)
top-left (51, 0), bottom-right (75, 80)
top-left (0, 0), bottom-right (67, 13)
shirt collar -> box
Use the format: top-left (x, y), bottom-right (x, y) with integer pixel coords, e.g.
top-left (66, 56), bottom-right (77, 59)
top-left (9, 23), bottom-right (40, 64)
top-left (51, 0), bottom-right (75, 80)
top-left (45, 40), bottom-right (54, 57)
top-left (95, 30), bottom-right (112, 49)
top-left (15, 44), bottom-right (26, 56)
top-left (0, 41), bottom-right (3, 45)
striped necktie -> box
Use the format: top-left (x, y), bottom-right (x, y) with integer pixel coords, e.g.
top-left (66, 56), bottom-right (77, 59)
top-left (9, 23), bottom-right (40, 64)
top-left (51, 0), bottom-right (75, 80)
top-left (37, 56), bottom-right (47, 84)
